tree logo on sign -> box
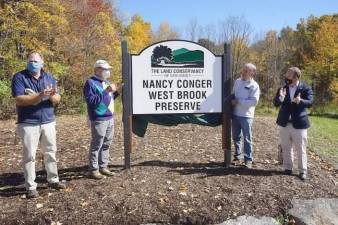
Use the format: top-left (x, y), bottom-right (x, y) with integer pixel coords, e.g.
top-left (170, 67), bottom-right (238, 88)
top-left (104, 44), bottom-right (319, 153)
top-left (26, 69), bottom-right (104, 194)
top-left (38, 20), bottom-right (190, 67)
top-left (151, 45), bottom-right (204, 68)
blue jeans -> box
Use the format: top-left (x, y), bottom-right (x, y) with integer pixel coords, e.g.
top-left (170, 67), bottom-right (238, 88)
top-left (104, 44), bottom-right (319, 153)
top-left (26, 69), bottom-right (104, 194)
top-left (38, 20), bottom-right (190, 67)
top-left (232, 116), bottom-right (254, 162)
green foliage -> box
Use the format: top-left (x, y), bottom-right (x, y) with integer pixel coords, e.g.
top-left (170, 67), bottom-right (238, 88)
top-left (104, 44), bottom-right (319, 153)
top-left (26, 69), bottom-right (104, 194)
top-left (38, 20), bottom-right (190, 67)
top-left (0, 80), bottom-right (11, 99)
top-left (46, 62), bottom-right (69, 80)
top-left (0, 80), bottom-right (14, 119)
top-left (308, 116), bottom-right (338, 167)
top-left (0, 57), bottom-right (26, 80)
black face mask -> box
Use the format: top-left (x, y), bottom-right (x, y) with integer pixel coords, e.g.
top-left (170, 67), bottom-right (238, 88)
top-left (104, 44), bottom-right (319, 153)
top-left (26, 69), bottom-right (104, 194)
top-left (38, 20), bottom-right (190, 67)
top-left (284, 78), bottom-right (293, 85)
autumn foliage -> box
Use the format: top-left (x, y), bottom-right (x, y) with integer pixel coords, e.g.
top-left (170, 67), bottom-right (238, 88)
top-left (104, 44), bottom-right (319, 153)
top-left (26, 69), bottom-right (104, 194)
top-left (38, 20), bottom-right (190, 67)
top-left (0, 0), bottom-right (152, 118)
top-left (0, 1), bottom-right (337, 118)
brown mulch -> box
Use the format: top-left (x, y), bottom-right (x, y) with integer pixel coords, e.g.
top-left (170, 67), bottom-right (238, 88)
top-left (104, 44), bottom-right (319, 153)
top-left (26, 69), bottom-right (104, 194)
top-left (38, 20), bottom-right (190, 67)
top-left (0, 115), bottom-right (337, 225)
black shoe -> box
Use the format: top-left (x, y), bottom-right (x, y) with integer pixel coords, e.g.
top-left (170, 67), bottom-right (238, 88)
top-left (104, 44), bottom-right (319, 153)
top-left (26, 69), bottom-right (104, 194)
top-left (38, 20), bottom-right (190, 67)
top-left (299, 173), bottom-right (307, 181)
top-left (27, 189), bottom-right (39, 199)
top-left (48, 182), bottom-right (66, 190)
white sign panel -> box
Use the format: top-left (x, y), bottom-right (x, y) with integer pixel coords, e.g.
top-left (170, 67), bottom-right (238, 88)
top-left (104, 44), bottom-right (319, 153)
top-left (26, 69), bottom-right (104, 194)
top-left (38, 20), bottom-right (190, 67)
top-left (132, 40), bottom-right (222, 114)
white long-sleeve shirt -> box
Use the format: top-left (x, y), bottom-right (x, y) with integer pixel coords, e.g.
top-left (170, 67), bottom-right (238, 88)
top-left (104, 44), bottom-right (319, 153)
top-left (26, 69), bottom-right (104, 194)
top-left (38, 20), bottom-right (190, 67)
top-left (232, 78), bottom-right (260, 118)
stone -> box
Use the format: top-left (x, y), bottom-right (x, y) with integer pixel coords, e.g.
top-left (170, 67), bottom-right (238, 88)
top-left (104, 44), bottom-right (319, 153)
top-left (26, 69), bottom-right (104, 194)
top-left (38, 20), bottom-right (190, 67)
top-left (217, 215), bottom-right (278, 225)
top-left (289, 198), bottom-right (338, 225)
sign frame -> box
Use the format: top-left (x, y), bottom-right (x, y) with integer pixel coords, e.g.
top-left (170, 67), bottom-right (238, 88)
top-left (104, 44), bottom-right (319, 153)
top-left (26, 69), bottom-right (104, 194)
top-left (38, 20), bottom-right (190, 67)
top-left (121, 40), bottom-right (232, 169)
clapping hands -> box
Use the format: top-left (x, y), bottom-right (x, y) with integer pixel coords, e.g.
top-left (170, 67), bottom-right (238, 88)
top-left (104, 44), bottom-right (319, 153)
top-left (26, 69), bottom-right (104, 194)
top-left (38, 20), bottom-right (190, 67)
top-left (292, 93), bottom-right (301, 104)
top-left (39, 84), bottom-right (58, 103)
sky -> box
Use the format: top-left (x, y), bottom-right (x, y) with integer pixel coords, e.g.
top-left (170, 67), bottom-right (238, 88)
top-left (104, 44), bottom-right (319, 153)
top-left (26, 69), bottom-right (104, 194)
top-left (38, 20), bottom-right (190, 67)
top-left (117, 0), bottom-right (338, 38)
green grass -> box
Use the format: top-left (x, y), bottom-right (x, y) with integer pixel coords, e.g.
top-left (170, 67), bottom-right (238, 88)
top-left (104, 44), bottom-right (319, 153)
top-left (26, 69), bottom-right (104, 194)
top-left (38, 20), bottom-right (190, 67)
top-left (255, 103), bottom-right (278, 116)
top-left (308, 116), bottom-right (338, 167)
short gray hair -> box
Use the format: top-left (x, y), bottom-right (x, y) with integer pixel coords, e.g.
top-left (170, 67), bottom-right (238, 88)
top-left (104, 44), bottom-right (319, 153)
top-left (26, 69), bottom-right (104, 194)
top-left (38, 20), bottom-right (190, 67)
top-left (244, 63), bottom-right (256, 73)
top-left (27, 51), bottom-right (44, 61)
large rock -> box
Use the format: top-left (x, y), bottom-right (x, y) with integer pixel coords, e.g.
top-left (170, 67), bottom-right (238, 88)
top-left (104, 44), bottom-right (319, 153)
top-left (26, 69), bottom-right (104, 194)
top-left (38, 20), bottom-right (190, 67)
top-left (217, 216), bottom-right (278, 225)
top-left (289, 198), bottom-right (338, 225)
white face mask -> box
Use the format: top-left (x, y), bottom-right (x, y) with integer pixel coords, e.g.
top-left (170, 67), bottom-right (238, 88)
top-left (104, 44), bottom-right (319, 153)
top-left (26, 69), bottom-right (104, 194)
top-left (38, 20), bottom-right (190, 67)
top-left (102, 70), bottom-right (111, 79)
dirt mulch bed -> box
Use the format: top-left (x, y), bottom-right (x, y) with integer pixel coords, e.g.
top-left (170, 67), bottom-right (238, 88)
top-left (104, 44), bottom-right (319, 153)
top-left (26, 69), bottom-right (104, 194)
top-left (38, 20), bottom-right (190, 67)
top-left (0, 115), bottom-right (337, 225)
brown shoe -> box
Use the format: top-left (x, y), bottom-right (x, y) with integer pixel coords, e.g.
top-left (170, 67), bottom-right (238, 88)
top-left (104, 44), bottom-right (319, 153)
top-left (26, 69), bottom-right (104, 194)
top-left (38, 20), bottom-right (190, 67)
top-left (99, 168), bottom-right (115, 176)
top-left (48, 182), bottom-right (67, 190)
top-left (90, 170), bottom-right (105, 180)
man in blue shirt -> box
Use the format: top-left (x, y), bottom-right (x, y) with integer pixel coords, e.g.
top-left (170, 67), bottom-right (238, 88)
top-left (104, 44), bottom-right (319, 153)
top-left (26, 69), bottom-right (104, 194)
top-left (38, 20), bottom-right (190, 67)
top-left (11, 52), bottom-right (66, 198)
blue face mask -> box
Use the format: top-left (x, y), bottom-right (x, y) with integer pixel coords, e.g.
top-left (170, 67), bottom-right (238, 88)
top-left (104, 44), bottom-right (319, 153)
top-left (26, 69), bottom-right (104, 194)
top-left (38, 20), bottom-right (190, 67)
top-left (27, 62), bottom-right (43, 73)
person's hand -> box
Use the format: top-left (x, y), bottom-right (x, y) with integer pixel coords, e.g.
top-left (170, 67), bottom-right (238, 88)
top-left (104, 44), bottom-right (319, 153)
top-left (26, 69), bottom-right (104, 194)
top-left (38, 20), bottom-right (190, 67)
top-left (116, 83), bottom-right (123, 93)
top-left (292, 93), bottom-right (301, 104)
top-left (231, 99), bottom-right (239, 106)
top-left (50, 86), bottom-right (58, 96)
top-left (279, 87), bottom-right (286, 98)
top-left (106, 83), bottom-right (117, 93)
top-left (40, 85), bottom-right (53, 98)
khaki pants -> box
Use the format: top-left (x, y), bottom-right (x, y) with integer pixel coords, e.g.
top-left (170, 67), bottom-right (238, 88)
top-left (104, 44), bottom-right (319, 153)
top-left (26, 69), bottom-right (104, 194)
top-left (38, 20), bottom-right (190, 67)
top-left (17, 122), bottom-right (59, 191)
top-left (279, 124), bottom-right (308, 174)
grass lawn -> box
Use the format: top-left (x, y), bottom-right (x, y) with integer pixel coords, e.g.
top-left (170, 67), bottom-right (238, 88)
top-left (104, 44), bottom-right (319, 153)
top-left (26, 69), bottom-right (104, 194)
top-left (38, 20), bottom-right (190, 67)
top-left (308, 116), bottom-right (338, 168)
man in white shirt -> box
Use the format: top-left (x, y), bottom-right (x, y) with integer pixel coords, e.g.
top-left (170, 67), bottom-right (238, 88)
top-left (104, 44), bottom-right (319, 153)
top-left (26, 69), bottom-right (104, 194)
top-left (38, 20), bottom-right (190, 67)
top-left (231, 63), bottom-right (260, 168)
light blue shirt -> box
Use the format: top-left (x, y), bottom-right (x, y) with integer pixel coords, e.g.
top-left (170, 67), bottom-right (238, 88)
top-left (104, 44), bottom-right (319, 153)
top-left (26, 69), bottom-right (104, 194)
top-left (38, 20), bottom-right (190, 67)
top-left (232, 78), bottom-right (260, 118)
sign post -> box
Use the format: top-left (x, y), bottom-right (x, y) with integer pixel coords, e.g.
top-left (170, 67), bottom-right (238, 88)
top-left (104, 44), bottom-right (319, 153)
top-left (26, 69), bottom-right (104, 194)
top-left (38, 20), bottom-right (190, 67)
top-left (222, 43), bottom-right (232, 167)
top-left (122, 40), bottom-right (132, 169)
top-left (121, 40), bottom-right (232, 169)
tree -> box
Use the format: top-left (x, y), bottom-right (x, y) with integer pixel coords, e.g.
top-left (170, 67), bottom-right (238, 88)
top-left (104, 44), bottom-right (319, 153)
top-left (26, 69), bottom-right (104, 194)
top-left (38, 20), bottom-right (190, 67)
top-left (59, 0), bottom-right (122, 89)
top-left (0, 0), bottom-right (68, 74)
top-left (218, 16), bottom-right (252, 78)
top-left (125, 14), bottom-right (152, 54)
top-left (152, 22), bottom-right (179, 42)
top-left (152, 45), bottom-right (173, 63)
top-left (198, 38), bottom-right (217, 53)
top-left (185, 19), bottom-right (200, 42)
top-left (301, 15), bottom-right (338, 106)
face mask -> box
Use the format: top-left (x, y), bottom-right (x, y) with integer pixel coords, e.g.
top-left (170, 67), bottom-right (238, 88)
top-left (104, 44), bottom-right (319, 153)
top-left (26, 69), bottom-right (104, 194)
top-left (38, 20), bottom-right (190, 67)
top-left (27, 62), bottom-right (43, 73)
top-left (284, 78), bottom-right (293, 85)
top-left (102, 70), bottom-right (111, 79)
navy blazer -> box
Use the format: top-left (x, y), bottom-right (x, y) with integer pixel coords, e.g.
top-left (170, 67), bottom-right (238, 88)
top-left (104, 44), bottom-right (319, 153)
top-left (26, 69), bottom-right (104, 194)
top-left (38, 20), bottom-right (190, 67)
top-left (273, 82), bottom-right (313, 129)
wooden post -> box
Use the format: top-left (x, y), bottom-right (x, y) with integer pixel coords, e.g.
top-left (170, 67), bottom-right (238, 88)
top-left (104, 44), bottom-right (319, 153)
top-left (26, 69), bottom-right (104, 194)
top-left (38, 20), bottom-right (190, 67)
top-left (222, 43), bottom-right (232, 167)
top-left (122, 41), bottom-right (132, 169)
